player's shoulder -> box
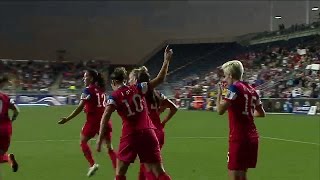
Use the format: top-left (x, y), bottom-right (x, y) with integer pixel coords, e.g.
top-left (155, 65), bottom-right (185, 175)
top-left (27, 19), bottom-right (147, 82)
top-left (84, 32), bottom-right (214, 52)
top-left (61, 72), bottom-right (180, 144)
top-left (228, 83), bottom-right (240, 93)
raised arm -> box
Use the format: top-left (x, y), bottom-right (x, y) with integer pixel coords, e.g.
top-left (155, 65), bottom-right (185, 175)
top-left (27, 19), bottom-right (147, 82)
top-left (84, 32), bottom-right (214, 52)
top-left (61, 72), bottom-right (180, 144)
top-left (216, 83), bottom-right (231, 115)
top-left (149, 45), bottom-right (173, 89)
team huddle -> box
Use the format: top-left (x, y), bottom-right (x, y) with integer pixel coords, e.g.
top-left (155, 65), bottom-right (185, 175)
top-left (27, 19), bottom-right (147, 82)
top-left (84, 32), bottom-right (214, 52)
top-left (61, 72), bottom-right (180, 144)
top-left (0, 45), bottom-right (265, 180)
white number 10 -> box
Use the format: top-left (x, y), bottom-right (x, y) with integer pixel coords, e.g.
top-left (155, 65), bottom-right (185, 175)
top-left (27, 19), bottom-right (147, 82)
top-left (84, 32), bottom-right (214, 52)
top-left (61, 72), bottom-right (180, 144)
top-left (122, 94), bottom-right (144, 117)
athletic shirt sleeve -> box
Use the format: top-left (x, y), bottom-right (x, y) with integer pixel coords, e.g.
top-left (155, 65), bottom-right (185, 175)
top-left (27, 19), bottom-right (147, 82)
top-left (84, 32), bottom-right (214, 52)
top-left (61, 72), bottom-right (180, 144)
top-left (137, 82), bottom-right (148, 95)
top-left (80, 87), bottom-right (91, 100)
top-left (106, 95), bottom-right (117, 107)
top-left (224, 84), bottom-right (238, 102)
top-left (9, 98), bottom-right (16, 105)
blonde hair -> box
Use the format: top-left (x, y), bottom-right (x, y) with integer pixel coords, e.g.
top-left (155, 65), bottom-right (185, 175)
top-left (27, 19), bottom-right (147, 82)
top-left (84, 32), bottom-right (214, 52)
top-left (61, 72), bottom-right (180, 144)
top-left (130, 66), bottom-right (149, 79)
top-left (221, 60), bottom-right (244, 80)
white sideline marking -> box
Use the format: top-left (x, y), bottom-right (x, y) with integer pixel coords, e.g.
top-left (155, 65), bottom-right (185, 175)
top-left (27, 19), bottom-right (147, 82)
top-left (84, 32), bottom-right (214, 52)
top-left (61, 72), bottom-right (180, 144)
top-left (12, 136), bottom-right (319, 146)
top-left (13, 139), bottom-right (79, 143)
top-left (261, 136), bottom-right (319, 146)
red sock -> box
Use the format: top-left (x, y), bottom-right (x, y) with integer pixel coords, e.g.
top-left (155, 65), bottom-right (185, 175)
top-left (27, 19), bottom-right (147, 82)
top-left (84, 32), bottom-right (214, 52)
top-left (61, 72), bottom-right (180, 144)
top-left (80, 141), bottom-right (95, 167)
top-left (115, 175), bottom-right (126, 180)
top-left (139, 164), bottom-right (146, 180)
top-left (158, 172), bottom-right (171, 180)
top-left (0, 154), bottom-right (9, 163)
top-left (108, 149), bottom-right (117, 169)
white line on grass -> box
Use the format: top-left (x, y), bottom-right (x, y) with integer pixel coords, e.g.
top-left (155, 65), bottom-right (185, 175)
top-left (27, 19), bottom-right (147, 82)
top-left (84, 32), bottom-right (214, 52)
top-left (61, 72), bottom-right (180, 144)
top-left (261, 136), bottom-right (319, 146)
top-left (171, 136), bottom-right (319, 146)
top-left (12, 136), bottom-right (319, 146)
top-left (13, 139), bottom-right (79, 143)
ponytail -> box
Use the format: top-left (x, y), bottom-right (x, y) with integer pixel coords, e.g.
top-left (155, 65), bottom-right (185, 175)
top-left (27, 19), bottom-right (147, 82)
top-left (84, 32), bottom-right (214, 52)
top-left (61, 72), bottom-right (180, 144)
top-left (96, 72), bottom-right (106, 91)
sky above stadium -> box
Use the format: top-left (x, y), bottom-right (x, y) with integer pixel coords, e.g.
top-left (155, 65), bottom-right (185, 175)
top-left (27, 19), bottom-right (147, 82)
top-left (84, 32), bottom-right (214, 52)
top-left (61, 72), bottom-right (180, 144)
top-left (0, 1), bottom-right (319, 64)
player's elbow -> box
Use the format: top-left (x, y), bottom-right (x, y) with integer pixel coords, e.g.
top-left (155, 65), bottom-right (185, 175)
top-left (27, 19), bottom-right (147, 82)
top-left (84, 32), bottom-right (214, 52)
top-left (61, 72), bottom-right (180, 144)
top-left (171, 105), bottom-right (178, 114)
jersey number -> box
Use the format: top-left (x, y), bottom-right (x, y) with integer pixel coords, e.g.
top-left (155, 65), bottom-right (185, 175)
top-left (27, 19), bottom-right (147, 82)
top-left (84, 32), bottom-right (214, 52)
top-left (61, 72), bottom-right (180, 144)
top-left (243, 94), bottom-right (257, 115)
top-left (122, 94), bottom-right (144, 117)
top-left (0, 100), bottom-right (3, 114)
top-left (96, 93), bottom-right (106, 107)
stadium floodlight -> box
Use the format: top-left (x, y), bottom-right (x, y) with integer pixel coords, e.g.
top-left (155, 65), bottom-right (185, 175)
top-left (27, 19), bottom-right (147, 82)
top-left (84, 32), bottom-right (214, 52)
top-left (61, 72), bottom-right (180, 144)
top-left (274, 16), bottom-right (282, 19)
top-left (311, 7), bottom-right (319, 11)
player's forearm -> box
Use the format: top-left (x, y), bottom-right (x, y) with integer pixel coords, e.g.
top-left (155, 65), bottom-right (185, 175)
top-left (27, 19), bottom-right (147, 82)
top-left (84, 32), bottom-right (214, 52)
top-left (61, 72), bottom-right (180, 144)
top-left (66, 106), bottom-right (83, 121)
top-left (162, 106), bottom-right (177, 125)
top-left (150, 59), bottom-right (170, 89)
top-left (254, 110), bottom-right (266, 117)
top-left (216, 94), bottom-right (224, 115)
top-left (99, 112), bottom-right (111, 140)
top-left (11, 110), bottom-right (19, 121)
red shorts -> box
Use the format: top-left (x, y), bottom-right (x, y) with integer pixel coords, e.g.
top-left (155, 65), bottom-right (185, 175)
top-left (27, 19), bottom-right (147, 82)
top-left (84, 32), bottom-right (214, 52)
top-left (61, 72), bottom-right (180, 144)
top-left (0, 122), bottom-right (12, 154)
top-left (81, 120), bottom-right (112, 141)
top-left (118, 129), bottom-right (161, 164)
top-left (227, 139), bottom-right (259, 170)
top-left (155, 128), bottom-right (165, 149)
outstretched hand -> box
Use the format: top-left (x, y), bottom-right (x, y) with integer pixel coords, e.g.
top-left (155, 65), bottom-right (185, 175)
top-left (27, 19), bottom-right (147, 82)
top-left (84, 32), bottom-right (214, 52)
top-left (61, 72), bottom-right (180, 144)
top-left (164, 45), bottom-right (173, 62)
top-left (58, 117), bottom-right (68, 124)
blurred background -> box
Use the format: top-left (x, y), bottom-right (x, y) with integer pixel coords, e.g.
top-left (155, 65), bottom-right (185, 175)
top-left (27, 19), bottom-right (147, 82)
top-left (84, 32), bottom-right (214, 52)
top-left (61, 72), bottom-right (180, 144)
top-left (1, 0), bottom-right (319, 112)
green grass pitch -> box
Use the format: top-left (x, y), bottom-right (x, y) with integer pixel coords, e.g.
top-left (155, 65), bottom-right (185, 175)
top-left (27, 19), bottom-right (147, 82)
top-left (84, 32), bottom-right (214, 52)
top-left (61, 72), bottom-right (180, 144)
top-left (1, 106), bottom-right (319, 180)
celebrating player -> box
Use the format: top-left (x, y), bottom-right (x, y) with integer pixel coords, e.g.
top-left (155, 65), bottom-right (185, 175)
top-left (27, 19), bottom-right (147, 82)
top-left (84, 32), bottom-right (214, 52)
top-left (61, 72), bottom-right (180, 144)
top-left (58, 69), bottom-right (116, 177)
top-left (216, 60), bottom-right (265, 180)
top-left (0, 76), bottom-right (20, 174)
top-left (129, 66), bottom-right (178, 180)
top-left (96, 45), bottom-right (173, 180)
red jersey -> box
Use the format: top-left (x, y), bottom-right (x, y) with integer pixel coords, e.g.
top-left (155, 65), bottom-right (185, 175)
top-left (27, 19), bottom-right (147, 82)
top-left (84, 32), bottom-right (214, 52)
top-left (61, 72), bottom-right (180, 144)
top-left (223, 81), bottom-right (261, 141)
top-left (81, 84), bottom-right (106, 123)
top-left (145, 89), bottom-right (166, 129)
top-left (106, 82), bottom-right (155, 137)
top-left (0, 92), bottom-right (15, 124)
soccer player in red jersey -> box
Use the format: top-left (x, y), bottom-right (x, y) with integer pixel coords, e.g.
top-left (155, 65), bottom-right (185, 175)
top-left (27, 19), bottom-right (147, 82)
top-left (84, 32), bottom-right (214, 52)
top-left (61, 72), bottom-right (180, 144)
top-left (216, 60), bottom-right (266, 180)
top-left (96, 45), bottom-right (173, 180)
top-left (0, 76), bottom-right (20, 173)
top-left (129, 66), bottom-right (178, 180)
top-left (58, 69), bottom-right (116, 177)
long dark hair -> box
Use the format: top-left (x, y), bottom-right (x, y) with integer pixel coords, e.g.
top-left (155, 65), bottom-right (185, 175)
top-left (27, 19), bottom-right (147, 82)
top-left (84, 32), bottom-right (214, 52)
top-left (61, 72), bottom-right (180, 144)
top-left (136, 66), bottom-right (160, 106)
top-left (86, 69), bottom-right (106, 91)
